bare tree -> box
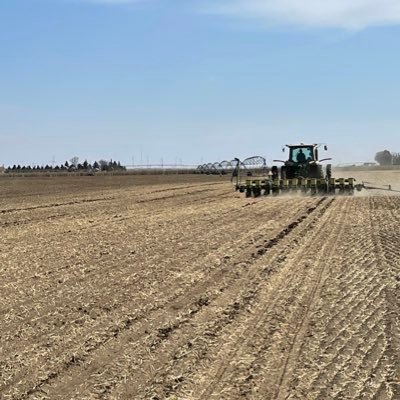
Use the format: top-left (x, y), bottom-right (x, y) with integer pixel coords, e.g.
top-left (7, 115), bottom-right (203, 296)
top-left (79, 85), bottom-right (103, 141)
top-left (69, 156), bottom-right (79, 167)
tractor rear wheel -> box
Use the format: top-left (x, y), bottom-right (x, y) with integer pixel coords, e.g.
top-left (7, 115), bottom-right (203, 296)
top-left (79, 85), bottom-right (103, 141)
top-left (326, 164), bottom-right (332, 180)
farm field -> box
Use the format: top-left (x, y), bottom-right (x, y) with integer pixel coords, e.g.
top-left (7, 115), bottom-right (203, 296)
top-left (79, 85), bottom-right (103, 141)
top-left (1, 172), bottom-right (400, 400)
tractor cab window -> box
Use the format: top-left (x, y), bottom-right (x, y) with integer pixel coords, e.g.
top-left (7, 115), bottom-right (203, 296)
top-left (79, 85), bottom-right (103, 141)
top-left (290, 147), bottom-right (314, 163)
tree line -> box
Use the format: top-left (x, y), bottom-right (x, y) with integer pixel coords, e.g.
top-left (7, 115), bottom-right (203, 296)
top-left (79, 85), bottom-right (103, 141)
top-left (375, 150), bottom-right (400, 166)
top-left (5, 157), bottom-right (126, 173)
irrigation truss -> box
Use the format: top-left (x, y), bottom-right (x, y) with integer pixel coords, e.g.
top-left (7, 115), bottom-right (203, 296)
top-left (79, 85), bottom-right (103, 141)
top-left (197, 156), bottom-right (268, 176)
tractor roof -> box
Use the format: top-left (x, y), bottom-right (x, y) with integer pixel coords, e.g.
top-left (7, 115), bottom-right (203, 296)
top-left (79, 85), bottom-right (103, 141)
top-left (286, 143), bottom-right (318, 148)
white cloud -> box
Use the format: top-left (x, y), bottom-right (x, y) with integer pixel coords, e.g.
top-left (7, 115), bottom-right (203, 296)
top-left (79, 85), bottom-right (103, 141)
top-left (205, 0), bottom-right (400, 30)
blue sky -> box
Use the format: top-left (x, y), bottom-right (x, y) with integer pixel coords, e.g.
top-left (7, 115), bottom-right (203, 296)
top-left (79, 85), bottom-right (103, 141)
top-left (1, 0), bottom-right (400, 166)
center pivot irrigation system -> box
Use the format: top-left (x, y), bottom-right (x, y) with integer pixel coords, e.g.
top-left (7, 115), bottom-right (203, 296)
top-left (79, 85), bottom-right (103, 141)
top-left (198, 143), bottom-right (398, 198)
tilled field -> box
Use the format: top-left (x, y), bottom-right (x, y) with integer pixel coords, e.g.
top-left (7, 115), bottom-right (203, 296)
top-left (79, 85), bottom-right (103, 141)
top-left (1, 174), bottom-right (400, 400)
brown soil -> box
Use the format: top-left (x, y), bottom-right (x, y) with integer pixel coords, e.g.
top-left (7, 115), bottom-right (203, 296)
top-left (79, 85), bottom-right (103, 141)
top-left (1, 172), bottom-right (399, 400)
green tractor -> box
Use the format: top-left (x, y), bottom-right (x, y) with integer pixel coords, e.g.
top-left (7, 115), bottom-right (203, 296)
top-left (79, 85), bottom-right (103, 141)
top-left (235, 143), bottom-right (357, 196)
top-left (272, 143), bottom-right (332, 181)
top-left (234, 143), bottom-right (399, 197)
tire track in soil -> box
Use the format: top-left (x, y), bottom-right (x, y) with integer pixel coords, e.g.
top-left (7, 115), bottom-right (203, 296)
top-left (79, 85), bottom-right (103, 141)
top-left (10, 198), bottom-right (328, 398)
top-left (0, 200), bottom-right (266, 351)
top-left (273, 199), bottom-right (346, 400)
top-left (109, 199), bottom-right (334, 400)
top-left (369, 196), bottom-right (400, 399)
top-left (0, 197), bottom-right (117, 214)
top-left (0, 184), bottom-right (227, 231)
top-left (187, 198), bottom-right (342, 400)
top-left (0, 182), bottom-right (222, 215)
top-left (0, 188), bottom-right (235, 259)
top-left (3, 178), bottom-right (400, 400)
top-left (0, 194), bottom-right (319, 399)
top-left (0, 191), bottom-right (274, 324)
top-left (91, 198), bottom-right (334, 400)
top-left (0, 186), bottom-right (241, 396)
top-left (281, 196), bottom-right (400, 400)
top-left (0, 185), bottom-right (234, 292)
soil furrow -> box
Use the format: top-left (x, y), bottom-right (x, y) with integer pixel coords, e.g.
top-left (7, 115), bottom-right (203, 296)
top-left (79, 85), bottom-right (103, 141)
top-left (2, 174), bottom-right (400, 400)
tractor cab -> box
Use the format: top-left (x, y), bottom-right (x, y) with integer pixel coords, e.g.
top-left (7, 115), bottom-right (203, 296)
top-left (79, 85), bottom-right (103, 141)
top-left (273, 143), bottom-right (331, 180)
top-left (288, 145), bottom-right (316, 164)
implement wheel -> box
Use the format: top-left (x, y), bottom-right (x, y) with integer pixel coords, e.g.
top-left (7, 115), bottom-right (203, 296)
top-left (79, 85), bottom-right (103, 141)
top-left (326, 164), bottom-right (332, 180)
top-left (271, 166), bottom-right (279, 180)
